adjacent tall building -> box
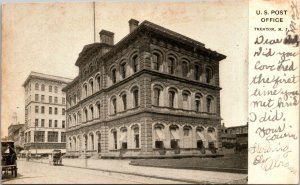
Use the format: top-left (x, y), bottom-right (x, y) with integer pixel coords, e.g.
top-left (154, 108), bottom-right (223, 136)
top-left (63, 19), bottom-right (226, 158)
top-left (23, 72), bottom-right (72, 155)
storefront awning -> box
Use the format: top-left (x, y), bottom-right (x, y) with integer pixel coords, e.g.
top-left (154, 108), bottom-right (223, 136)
top-left (170, 129), bottom-right (180, 140)
top-left (155, 128), bottom-right (165, 140)
top-left (196, 131), bottom-right (207, 141)
top-left (119, 132), bottom-right (127, 143)
top-left (207, 133), bottom-right (217, 142)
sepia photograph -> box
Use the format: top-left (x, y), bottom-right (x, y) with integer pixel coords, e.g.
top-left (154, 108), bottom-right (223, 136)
top-left (3, 0), bottom-right (291, 184)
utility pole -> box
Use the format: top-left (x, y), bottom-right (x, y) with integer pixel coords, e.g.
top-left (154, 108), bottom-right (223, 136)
top-left (93, 1), bottom-right (96, 43)
top-left (35, 124), bottom-right (37, 159)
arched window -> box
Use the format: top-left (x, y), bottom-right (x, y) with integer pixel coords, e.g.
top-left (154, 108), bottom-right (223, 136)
top-left (73, 137), bottom-right (77, 151)
top-left (207, 127), bottom-right (217, 151)
top-left (89, 133), bottom-right (94, 150)
top-left (132, 126), bottom-right (139, 148)
top-left (167, 57), bottom-right (176, 75)
top-left (182, 61), bottom-right (189, 77)
top-left (73, 94), bottom-right (77, 105)
top-left (183, 125), bottom-right (192, 137)
top-left (152, 52), bottom-right (162, 71)
top-left (120, 127), bottom-right (128, 149)
top-left (96, 131), bottom-right (101, 153)
top-left (205, 66), bottom-right (213, 83)
top-left (77, 111), bottom-right (81, 124)
top-left (194, 64), bottom-right (201, 81)
top-left (132, 55), bottom-right (139, 73)
top-left (96, 74), bottom-right (101, 91)
top-left (168, 88), bottom-right (177, 108)
top-left (121, 93), bottom-right (127, 111)
top-left (120, 61), bottom-right (127, 79)
top-left (132, 87), bottom-right (139, 108)
top-left (112, 129), bottom-right (117, 149)
top-left (111, 97), bottom-right (117, 114)
top-left (196, 127), bottom-right (205, 150)
top-left (206, 96), bottom-right (213, 113)
top-left (182, 90), bottom-right (191, 110)
top-left (195, 93), bottom-right (202, 112)
top-left (89, 105), bottom-right (94, 120)
top-left (35, 83), bottom-right (39, 90)
top-left (83, 83), bottom-right (88, 98)
top-left (68, 115), bottom-right (72, 127)
top-left (96, 102), bottom-right (101, 118)
top-left (73, 114), bottom-right (77, 125)
top-left (154, 124), bottom-right (165, 149)
top-left (111, 68), bottom-right (117, 84)
top-left (84, 134), bottom-right (88, 150)
top-left (41, 84), bottom-right (45, 91)
top-left (170, 125), bottom-right (180, 149)
top-left (153, 85), bottom-right (163, 106)
top-left (83, 108), bottom-right (88, 122)
top-left (89, 79), bottom-right (94, 95)
top-left (89, 63), bottom-right (94, 73)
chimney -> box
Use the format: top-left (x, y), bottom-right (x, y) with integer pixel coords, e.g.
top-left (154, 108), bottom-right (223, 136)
top-left (99, 30), bottom-right (114, 45)
top-left (129, 19), bottom-right (139, 33)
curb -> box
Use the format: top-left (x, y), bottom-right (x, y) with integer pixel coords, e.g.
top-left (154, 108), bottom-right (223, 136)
top-left (129, 163), bottom-right (248, 174)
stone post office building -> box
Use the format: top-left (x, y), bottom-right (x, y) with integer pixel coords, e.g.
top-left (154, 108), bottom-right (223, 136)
top-left (63, 19), bottom-right (226, 158)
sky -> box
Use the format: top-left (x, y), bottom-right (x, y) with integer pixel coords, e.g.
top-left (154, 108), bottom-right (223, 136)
top-left (1, 0), bottom-right (249, 137)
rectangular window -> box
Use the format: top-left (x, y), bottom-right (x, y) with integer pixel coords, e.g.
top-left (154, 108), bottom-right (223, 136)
top-left (41, 106), bottom-right (45, 114)
top-left (41, 119), bottom-right (45, 127)
top-left (34, 131), bottom-right (45, 142)
top-left (61, 132), bottom-right (66, 142)
top-left (54, 97), bottom-right (58, 103)
top-left (49, 85), bottom-right (52, 92)
top-left (41, 95), bottom-right (45, 102)
top-left (49, 120), bottom-right (52, 127)
top-left (35, 94), bottom-right (39, 101)
top-left (54, 86), bottom-right (58, 93)
top-left (48, 131), bottom-right (58, 142)
top-left (35, 119), bottom-right (39, 127)
top-left (62, 121), bottom-right (65, 128)
top-left (49, 107), bottom-right (52, 114)
top-left (49, 96), bottom-right (52, 103)
top-left (62, 108), bottom-right (65, 115)
top-left (62, 98), bottom-right (66, 104)
top-left (54, 120), bottom-right (58, 128)
top-left (54, 107), bottom-right (58, 115)
top-left (35, 106), bottom-right (39, 113)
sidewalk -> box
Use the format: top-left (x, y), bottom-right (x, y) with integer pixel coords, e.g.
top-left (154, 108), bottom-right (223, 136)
top-left (27, 158), bottom-right (247, 184)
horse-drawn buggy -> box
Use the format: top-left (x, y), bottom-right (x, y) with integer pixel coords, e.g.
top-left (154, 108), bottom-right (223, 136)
top-left (1, 141), bottom-right (18, 178)
top-left (49, 149), bottom-right (62, 165)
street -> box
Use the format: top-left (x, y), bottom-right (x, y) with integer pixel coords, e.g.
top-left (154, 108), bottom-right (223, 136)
top-left (2, 160), bottom-right (186, 184)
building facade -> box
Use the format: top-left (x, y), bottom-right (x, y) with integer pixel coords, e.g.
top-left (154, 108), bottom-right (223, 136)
top-left (63, 19), bottom-right (226, 158)
top-left (220, 123), bottom-right (248, 154)
top-left (23, 72), bottom-right (72, 156)
top-left (8, 123), bottom-right (25, 153)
